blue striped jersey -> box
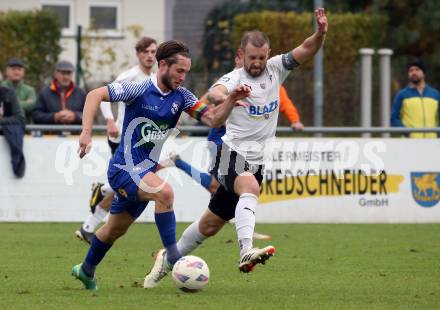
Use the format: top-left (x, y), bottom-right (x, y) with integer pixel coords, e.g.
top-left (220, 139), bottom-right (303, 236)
top-left (107, 76), bottom-right (208, 167)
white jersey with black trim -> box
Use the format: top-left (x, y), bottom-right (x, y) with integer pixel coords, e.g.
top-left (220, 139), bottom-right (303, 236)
top-left (212, 54), bottom-right (293, 164)
top-left (100, 65), bottom-right (153, 143)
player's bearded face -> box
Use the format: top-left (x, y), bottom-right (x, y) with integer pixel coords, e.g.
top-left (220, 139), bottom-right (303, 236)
top-left (161, 69), bottom-right (175, 90)
top-left (161, 56), bottom-right (191, 91)
top-left (243, 43), bottom-right (270, 77)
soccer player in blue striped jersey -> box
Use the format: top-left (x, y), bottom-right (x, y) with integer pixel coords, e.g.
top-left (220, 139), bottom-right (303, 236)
top-left (72, 40), bottom-right (251, 290)
top-left (76, 36), bottom-right (157, 244)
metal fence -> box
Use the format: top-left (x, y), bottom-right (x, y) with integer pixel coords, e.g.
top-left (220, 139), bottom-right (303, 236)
top-left (9, 125), bottom-right (440, 135)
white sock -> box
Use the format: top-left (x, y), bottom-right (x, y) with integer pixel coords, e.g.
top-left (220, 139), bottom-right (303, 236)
top-left (82, 204), bottom-right (108, 233)
top-left (235, 193), bottom-right (258, 257)
top-left (177, 221), bottom-right (207, 256)
top-left (101, 182), bottom-right (114, 196)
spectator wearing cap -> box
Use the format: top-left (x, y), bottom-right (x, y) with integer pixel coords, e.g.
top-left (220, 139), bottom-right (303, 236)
top-left (391, 59), bottom-right (440, 138)
top-left (1, 58), bottom-right (36, 123)
top-left (32, 60), bottom-right (86, 125)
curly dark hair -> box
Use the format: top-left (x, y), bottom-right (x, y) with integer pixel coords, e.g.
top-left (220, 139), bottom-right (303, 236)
top-left (156, 40), bottom-right (190, 66)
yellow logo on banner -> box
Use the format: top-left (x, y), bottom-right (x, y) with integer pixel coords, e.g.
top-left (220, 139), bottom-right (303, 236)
top-left (259, 170), bottom-right (404, 204)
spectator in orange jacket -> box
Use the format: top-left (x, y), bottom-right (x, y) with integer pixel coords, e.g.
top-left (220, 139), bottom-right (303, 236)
top-left (32, 60), bottom-right (86, 125)
top-left (279, 85), bottom-right (304, 131)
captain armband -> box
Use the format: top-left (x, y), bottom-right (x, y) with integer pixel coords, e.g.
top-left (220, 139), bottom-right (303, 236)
top-left (282, 53), bottom-right (300, 70)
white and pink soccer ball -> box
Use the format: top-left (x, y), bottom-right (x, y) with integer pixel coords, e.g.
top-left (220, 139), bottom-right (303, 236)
top-left (172, 255), bottom-right (210, 292)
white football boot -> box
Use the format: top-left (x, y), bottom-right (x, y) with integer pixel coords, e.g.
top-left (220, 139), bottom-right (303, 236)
top-left (239, 245), bottom-right (276, 273)
top-left (143, 249), bottom-right (170, 288)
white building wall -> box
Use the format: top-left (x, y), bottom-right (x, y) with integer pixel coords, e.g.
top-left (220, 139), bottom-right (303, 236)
top-left (0, 0), bottom-right (166, 84)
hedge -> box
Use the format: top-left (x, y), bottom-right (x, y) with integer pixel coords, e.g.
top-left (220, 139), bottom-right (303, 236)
top-left (0, 10), bottom-right (62, 90)
top-left (228, 11), bottom-right (388, 126)
top-left (232, 11), bottom-right (387, 69)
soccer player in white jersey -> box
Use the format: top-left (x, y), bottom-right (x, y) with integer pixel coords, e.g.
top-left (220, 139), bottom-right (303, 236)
top-left (144, 8), bottom-right (328, 287)
top-left (75, 37), bottom-right (157, 244)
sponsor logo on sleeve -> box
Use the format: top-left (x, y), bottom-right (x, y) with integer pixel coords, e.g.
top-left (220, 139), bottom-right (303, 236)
top-left (219, 76), bottom-right (230, 83)
top-left (112, 82), bottom-right (124, 95)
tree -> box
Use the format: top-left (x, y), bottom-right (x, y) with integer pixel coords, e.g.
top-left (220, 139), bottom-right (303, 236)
top-left (0, 10), bottom-right (62, 90)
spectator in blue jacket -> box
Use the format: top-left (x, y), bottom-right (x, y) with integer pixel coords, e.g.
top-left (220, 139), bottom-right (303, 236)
top-left (391, 59), bottom-right (440, 138)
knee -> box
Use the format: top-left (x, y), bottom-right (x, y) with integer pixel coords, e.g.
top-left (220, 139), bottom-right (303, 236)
top-left (235, 175), bottom-right (260, 197)
top-left (157, 184), bottom-right (174, 207)
top-left (247, 181), bottom-right (260, 197)
top-left (240, 179), bottom-right (259, 197)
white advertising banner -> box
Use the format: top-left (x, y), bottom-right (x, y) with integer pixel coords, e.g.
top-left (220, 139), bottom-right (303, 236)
top-left (1, 136), bottom-right (439, 223)
top-left (256, 138), bottom-right (440, 223)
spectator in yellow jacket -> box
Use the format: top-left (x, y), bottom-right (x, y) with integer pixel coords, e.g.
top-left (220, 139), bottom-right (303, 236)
top-left (391, 59), bottom-right (440, 138)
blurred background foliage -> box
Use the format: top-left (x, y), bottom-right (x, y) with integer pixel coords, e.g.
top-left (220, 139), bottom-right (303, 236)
top-left (200, 0), bottom-right (440, 126)
top-left (0, 10), bottom-right (62, 90)
top-left (1, 0), bottom-right (439, 126)
top-left (230, 11), bottom-right (387, 126)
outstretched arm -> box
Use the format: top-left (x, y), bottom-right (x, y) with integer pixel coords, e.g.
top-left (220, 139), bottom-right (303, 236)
top-left (78, 79), bottom-right (149, 157)
top-left (291, 8), bottom-right (328, 64)
top-left (199, 89), bottom-right (227, 106)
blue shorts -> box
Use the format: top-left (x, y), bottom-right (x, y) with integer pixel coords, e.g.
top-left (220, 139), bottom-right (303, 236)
top-left (107, 161), bottom-right (157, 218)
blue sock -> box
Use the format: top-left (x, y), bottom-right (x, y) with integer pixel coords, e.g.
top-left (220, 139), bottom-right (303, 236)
top-left (175, 158), bottom-right (212, 190)
top-left (81, 236), bottom-right (112, 277)
top-left (155, 211), bottom-right (181, 265)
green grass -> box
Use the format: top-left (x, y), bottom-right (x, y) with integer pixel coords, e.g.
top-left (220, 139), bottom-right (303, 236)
top-left (1, 223), bottom-right (439, 310)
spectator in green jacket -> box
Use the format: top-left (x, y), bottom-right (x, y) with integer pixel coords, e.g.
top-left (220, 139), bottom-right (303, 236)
top-left (1, 58), bottom-right (36, 123)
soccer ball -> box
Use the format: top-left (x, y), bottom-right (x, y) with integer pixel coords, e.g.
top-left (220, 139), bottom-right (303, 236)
top-left (172, 255), bottom-right (210, 292)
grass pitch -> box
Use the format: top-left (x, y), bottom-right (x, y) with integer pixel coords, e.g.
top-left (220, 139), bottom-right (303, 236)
top-left (1, 223), bottom-right (439, 309)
